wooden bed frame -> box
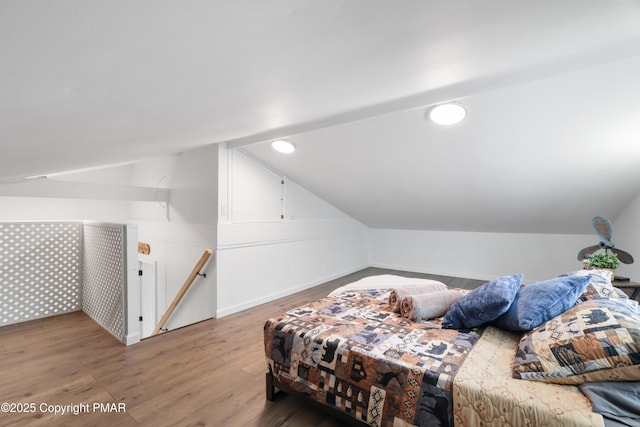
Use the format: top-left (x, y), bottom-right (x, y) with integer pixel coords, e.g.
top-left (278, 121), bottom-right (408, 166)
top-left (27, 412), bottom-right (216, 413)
top-left (265, 370), bottom-right (368, 427)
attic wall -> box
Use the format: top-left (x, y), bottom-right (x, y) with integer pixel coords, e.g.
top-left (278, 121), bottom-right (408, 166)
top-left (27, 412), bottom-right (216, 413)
top-left (215, 144), bottom-right (369, 317)
top-left (369, 228), bottom-right (595, 284)
top-left (613, 190), bottom-right (640, 282)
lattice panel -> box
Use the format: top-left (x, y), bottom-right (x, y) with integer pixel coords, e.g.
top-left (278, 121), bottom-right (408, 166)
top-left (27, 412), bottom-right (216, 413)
top-left (82, 224), bottom-right (126, 341)
top-left (0, 222), bottom-right (81, 326)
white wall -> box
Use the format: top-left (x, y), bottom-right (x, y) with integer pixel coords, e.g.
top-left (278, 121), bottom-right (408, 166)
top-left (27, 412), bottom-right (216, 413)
top-left (215, 145), bottom-right (369, 317)
top-left (613, 190), bottom-right (640, 281)
top-left (369, 228), bottom-right (594, 284)
top-left (0, 166), bottom-right (133, 222)
top-left (130, 147), bottom-right (218, 330)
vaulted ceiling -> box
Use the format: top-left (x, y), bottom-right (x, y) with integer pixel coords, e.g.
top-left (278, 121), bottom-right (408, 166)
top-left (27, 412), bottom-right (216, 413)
top-left (2, 2), bottom-right (640, 234)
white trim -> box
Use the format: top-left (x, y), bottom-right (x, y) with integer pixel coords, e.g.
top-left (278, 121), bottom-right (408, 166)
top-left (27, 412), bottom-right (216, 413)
top-left (0, 178), bottom-right (169, 202)
top-left (216, 231), bottom-right (363, 251)
top-left (217, 219), bottom-right (367, 249)
top-left (124, 224), bottom-right (141, 346)
top-left (123, 332), bottom-right (141, 346)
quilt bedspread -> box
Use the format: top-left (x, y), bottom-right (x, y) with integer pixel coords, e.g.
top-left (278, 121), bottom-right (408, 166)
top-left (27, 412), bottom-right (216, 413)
top-left (453, 326), bottom-right (604, 427)
top-left (264, 289), bottom-right (483, 427)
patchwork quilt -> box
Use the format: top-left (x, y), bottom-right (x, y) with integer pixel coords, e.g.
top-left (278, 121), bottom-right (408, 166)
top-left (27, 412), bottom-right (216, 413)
top-left (264, 289), bottom-right (483, 427)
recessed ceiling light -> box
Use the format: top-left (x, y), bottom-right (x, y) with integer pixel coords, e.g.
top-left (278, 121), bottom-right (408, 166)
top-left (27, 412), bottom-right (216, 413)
top-left (429, 103), bottom-right (467, 125)
top-left (272, 139), bottom-right (295, 154)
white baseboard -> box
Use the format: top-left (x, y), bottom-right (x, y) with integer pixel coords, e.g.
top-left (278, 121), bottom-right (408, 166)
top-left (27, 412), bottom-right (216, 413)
top-left (123, 332), bottom-right (141, 346)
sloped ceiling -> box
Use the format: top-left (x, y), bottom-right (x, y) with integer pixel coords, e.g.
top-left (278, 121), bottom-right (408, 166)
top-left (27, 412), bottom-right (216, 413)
top-left (2, 2), bottom-right (640, 234)
top-left (243, 56), bottom-right (640, 233)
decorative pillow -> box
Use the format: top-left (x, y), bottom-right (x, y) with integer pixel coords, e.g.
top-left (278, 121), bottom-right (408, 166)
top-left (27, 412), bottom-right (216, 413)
top-left (580, 283), bottom-right (630, 301)
top-left (442, 274), bottom-right (523, 329)
top-left (493, 275), bottom-right (591, 332)
top-left (565, 269), bottom-right (618, 299)
top-left (557, 269), bottom-right (629, 302)
top-left (513, 298), bottom-right (640, 384)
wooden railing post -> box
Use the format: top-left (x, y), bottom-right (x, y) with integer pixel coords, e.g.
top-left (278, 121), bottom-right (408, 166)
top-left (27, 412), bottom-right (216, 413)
top-left (151, 249), bottom-right (213, 336)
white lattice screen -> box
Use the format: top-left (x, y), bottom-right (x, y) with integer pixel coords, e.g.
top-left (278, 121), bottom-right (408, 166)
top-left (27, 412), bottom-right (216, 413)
top-left (82, 223), bottom-right (127, 342)
top-left (1, 221), bottom-right (136, 344)
top-left (0, 222), bottom-right (81, 326)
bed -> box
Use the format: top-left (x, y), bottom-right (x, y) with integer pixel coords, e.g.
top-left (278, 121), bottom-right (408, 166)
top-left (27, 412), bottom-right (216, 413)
top-left (264, 273), bottom-right (640, 427)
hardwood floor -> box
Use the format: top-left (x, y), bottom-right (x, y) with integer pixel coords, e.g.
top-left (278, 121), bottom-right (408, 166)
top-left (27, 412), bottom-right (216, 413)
top-left (0, 267), bottom-right (484, 427)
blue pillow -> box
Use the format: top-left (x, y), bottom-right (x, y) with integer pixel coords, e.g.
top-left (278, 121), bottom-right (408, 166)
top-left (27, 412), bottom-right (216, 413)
top-left (493, 275), bottom-right (591, 332)
top-left (442, 274), bottom-right (523, 329)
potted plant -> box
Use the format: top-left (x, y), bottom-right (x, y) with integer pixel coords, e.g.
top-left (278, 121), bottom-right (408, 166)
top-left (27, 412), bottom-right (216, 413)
top-left (585, 251), bottom-right (620, 281)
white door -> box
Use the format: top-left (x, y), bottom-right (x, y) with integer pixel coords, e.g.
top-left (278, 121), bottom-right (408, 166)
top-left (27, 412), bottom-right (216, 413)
top-left (139, 260), bottom-right (156, 339)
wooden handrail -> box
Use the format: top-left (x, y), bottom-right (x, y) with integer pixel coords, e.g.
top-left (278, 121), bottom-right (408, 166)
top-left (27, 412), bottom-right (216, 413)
top-left (151, 249), bottom-right (213, 336)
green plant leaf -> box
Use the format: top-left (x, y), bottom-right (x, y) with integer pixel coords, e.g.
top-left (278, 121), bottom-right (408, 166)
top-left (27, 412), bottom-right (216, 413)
top-left (586, 252), bottom-right (620, 269)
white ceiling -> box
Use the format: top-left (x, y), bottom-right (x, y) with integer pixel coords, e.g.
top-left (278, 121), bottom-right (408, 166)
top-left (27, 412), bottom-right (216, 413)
top-left (2, 1), bottom-right (640, 234)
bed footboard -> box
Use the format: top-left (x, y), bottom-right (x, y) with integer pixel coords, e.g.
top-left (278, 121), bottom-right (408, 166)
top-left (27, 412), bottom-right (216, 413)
top-left (265, 371), bottom-right (368, 426)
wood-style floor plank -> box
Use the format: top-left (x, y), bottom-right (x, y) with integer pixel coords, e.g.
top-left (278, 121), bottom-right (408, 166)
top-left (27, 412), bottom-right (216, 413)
top-left (0, 267), bottom-right (484, 426)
